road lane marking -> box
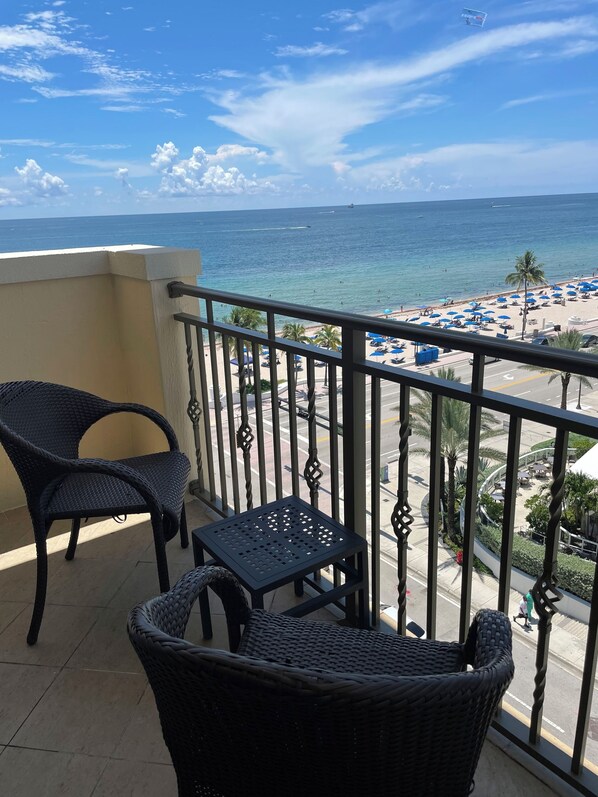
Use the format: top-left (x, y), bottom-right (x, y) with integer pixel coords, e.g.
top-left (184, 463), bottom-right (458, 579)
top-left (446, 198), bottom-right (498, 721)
top-left (505, 691), bottom-right (565, 734)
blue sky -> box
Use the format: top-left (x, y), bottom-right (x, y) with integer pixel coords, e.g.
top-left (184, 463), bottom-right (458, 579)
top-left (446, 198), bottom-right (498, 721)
top-left (1, 0), bottom-right (598, 217)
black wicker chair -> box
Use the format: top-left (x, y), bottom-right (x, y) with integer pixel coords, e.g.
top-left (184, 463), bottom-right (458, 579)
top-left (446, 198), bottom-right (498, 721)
top-left (0, 380), bottom-right (190, 645)
top-left (128, 566), bottom-right (514, 797)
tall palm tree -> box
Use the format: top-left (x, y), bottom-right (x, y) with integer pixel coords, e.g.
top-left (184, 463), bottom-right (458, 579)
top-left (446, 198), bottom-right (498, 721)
top-left (313, 324), bottom-right (341, 386)
top-left (223, 306), bottom-right (265, 383)
top-left (409, 367), bottom-right (504, 543)
top-left (281, 322), bottom-right (310, 343)
top-left (524, 330), bottom-right (594, 410)
top-left (505, 250), bottom-right (547, 340)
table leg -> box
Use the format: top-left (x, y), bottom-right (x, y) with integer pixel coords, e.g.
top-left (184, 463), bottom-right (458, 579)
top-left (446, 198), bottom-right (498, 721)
top-left (294, 578), bottom-right (304, 597)
top-left (192, 536), bottom-right (213, 640)
top-left (251, 593), bottom-right (265, 610)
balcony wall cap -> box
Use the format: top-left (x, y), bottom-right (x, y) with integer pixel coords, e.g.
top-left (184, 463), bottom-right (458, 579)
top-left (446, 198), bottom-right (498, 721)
top-left (0, 244), bottom-right (201, 284)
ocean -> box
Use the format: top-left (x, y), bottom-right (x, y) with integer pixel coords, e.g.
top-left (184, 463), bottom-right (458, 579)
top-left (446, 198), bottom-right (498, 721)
top-left (1, 193), bottom-right (597, 318)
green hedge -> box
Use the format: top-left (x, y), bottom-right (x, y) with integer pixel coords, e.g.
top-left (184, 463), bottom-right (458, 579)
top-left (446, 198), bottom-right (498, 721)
top-left (476, 522), bottom-right (594, 602)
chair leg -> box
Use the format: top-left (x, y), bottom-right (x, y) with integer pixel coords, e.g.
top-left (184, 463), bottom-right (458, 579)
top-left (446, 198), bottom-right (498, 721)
top-left (152, 514), bottom-right (170, 593)
top-left (65, 518), bottom-right (81, 561)
top-left (27, 521), bottom-right (49, 646)
top-left (179, 504), bottom-right (189, 549)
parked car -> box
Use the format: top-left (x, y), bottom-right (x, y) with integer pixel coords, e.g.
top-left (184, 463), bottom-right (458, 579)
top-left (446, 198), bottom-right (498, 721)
top-left (380, 605), bottom-right (426, 638)
top-left (581, 333), bottom-right (598, 348)
top-left (531, 335), bottom-right (554, 345)
top-left (468, 355), bottom-right (500, 364)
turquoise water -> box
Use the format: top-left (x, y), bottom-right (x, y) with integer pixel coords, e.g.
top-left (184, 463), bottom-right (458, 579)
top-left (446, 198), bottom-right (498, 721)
top-left (1, 194), bottom-right (597, 317)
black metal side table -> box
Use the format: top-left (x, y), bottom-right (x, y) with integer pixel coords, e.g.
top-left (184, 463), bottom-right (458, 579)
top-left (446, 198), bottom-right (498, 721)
top-left (192, 495), bottom-right (369, 637)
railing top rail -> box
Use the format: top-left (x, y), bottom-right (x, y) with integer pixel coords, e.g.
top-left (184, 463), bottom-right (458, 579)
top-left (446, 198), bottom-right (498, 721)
top-left (169, 281), bottom-right (598, 378)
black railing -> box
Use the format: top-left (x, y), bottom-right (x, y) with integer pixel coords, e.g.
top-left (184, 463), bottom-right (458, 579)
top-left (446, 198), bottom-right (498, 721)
top-left (170, 281), bottom-right (598, 795)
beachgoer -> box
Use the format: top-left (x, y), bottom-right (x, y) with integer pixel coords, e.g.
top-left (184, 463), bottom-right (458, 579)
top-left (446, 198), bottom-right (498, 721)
top-left (513, 594), bottom-right (531, 629)
top-left (525, 590), bottom-right (534, 622)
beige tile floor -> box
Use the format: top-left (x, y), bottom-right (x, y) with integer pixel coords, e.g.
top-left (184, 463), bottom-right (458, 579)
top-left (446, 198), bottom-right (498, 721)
top-left (0, 499), bottom-right (563, 796)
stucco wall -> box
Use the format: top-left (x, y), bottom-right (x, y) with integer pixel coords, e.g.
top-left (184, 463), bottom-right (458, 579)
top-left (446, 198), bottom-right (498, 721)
top-left (0, 245), bottom-right (201, 510)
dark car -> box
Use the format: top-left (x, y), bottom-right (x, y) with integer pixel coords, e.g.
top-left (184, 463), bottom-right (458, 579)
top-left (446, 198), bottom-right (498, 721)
top-left (581, 333), bottom-right (598, 348)
top-left (531, 335), bottom-right (554, 345)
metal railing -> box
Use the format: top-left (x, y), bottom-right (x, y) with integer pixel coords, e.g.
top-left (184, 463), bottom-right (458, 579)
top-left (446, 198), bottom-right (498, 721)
top-left (169, 281), bottom-right (598, 795)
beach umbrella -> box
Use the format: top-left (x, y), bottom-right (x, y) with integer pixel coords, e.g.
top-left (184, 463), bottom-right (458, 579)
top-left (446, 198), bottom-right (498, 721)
top-left (510, 294), bottom-right (520, 299)
top-left (538, 294), bottom-right (550, 300)
top-left (371, 350), bottom-right (385, 357)
top-left (525, 297), bottom-right (536, 303)
top-left (391, 347), bottom-right (405, 354)
top-left (454, 313), bottom-right (465, 319)
top-left (463, 308), bottom-right (476, 313)
top-left (567, 290), bottom-right (577, 296)
top-left (429, 312), bottom-right (441, 318)
top-left (439, 317), bottom-right (452, 323)
top-left (383, 308), bottom-right (393, 315)
top-left (408, 315), bottom-right (420, 322)
top-left (498, 314), bottom-right (511, 320)
top-left (420, 321), bottom-right (431, 326)
top-left (483, 309), bottom-right (495, 314)
top-left (417, 305), bottom-right (429, 310)
top-left (566, 283), bottom-right (576, 288)
top-left (230, 354), bottom-right (253, 366)
top-left (464, 320), bottom-right (478, 326)
top-left (447, 310), bottom-right (458, 315)
top-left (497, 297), bottom-right (507, 303)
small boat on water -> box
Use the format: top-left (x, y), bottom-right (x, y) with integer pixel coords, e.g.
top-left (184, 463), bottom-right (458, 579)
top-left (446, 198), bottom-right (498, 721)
top-left (347, 203), bottom-right (354, 208)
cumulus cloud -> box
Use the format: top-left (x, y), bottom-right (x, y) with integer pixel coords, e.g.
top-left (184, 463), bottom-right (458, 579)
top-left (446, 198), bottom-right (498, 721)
top-left (150, 141), bottom-right (275, 196)
top-left (0, 187), bottom-right (21, 207)
top-left (115, 167), bottom-right (132, 190)
top-left (14, 158), bottom-right (68, 196)
top-left (274, 42), bottom-right (348, 58)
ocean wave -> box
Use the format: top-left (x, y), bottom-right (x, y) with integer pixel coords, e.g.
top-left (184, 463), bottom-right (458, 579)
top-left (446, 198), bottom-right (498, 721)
top-left (206, 226), bottom-right (311, 233)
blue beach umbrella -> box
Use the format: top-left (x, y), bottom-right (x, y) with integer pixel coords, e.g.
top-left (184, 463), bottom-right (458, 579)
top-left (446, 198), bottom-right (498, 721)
top-left (447, 310), bottom-right (458, 315)
top-left (465, 320), bottom-right (478, 326)
top-left (420, 321), bottom-right (431, 326)
top-left (510, 294), bottom-right (520, 299)
top-left (429, 312), bottom-right (441, 318)
top-left (498, 314), bottom-right (511, 320)
top-left (483, 309), bottom-right (495, 314)
top-left (230, 354), bottom-right (253, 366)
top-left (567, 283), bottom-right (576, 288)
top-left (497, 297), bottom-right (507, 303)
top-left (525, 297), bottom-right (536, 303)
top-left (463, 308), bottom-right (475, 313)
top-left (567, 290), bottom-right (577, 296)
top-left (391, 347), bottom-right (405, 354)
top-left (383, 308), bottom-right (393, 315)
top-left (408, 315), bottom-right (420, 322)
top-left (371, 350), bottom-right (385, 356)
top-left (454, 313), bottom-right (465, 319)
top-left (538, 294), bottom-right (550, 300)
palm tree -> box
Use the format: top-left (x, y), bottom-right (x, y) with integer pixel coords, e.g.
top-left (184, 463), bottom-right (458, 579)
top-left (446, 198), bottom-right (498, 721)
top-left (313, 324), bottom-right (341, 386)
top-left (223, 306), bottom-right (265, 384)
top-left (524, 330), bottom-right (594, 410)
top-left (281, 322), bottom-right (310, 343)
top-left (505, 250), bottom-right (547, 340)
top-left (409, 367), bottom-right (504, 543)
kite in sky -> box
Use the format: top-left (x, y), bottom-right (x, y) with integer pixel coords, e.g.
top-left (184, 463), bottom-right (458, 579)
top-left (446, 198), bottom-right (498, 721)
top-left (461, 8), bottom-right (487, 27)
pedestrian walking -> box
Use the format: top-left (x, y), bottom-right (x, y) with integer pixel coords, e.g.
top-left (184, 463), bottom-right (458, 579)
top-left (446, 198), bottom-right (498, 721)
top-left (513, 594), bottom-right (531, 629)
top-left (525, 590), bottom-right (535, 624)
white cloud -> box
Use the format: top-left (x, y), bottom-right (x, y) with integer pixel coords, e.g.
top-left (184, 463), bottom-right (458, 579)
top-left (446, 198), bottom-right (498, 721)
top-left (115, 167), bottom-right (132, 190)
top-left (344, 139), bottom-right (598, 193)
top-left (0, 187), bottom-right (21, 207)
top-left (163, 108), bottom-right (186, 117)
top-left (274, 42), bottom-right (348, 58)
top-left (150, 141), bottom-right (276, 196)
top-left (500, 89), bottom-right (592, 109)
top-left (0, 64), bottom-right (55, 82)
top-left (208, 144), bottom-right (269, 163)
top-left (324, 1), bottom-right (432, 33)
top-left (14, 158), bottom-right (68, 196)
top-left (210, 17), bottom-right (598, 170)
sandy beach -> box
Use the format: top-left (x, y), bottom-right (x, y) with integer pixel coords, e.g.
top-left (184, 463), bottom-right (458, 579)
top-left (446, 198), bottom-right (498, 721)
top-left (362, 272), bottom-right (598, 365)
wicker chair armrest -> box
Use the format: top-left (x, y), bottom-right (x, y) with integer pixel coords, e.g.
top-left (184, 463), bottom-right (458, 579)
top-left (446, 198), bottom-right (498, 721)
top-left (59, 457), bottom-right (163, 516)
top-left (93, 403), bottom-right (179, 451)
top-left (464, 608), bottom-right (513, 670)
top-left (139, 566), bottom-right (250, 650)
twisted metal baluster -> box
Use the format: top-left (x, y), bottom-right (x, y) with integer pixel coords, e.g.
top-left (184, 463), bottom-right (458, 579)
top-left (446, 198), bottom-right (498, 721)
top-left (235, 336), bottom-right (254, 510)
top-left (530, 428), bottom-right (567, 744)
top-left (391, 383), bottom-right (413, 636)
top-left (183, 321), bottom-right (204, 494)
top-left (303, 359), bottom-right (322, 508)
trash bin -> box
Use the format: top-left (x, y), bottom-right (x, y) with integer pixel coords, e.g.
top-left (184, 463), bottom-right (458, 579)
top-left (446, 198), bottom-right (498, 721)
top-left (554, 324), bottom-right (561, 332)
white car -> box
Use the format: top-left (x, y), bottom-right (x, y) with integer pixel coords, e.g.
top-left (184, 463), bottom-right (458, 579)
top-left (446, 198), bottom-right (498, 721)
top-left (380, 605), bottom-right (426, 638)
